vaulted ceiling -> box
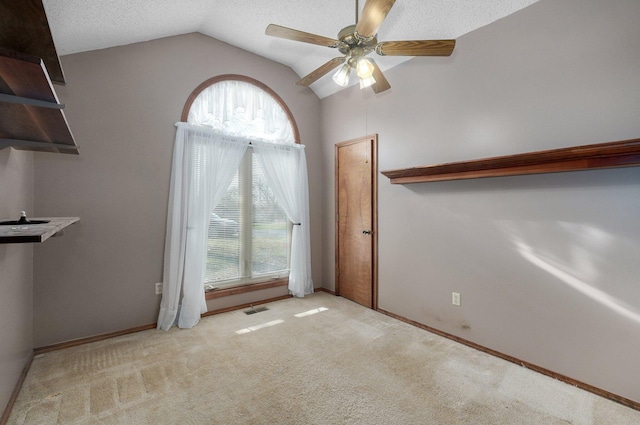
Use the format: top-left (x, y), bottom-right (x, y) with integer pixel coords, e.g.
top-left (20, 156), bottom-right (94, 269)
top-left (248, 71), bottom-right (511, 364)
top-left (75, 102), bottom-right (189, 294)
top-left (42, 0), bottom-right (540, 98)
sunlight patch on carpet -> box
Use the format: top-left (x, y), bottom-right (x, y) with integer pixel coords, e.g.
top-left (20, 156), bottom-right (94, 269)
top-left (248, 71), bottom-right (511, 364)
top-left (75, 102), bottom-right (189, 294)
top-left (294, 307), bottom-right (329, 317)
top-left (235, 319), bottom-right (285, 334)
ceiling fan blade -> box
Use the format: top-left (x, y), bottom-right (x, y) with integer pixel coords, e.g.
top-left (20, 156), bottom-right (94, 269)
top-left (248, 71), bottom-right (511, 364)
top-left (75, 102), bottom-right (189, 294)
top-left (355, 0), bottom-right (396, 38)
top-left (371, 62), bottom-right (391, 94)
top-left (266, 24), bottom-right (340, 47)
top-left (296, 57), bottom-right (346, 87)
top-left (376, 40), bottom-right (456, 56)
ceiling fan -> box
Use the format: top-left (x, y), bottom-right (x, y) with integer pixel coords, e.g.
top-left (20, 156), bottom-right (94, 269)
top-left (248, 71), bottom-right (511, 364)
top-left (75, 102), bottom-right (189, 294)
top-left (265, 0), bottom-right (456, 94)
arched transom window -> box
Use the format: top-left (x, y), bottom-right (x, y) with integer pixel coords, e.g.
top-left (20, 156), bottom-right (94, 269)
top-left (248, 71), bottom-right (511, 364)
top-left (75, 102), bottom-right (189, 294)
top-left (182, 75), bottom-right (299, 144)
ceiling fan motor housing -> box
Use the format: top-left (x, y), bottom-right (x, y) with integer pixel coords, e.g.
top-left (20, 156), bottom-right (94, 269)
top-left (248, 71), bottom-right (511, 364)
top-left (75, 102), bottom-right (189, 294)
top-left (337, 25), bottom-right (377, 56)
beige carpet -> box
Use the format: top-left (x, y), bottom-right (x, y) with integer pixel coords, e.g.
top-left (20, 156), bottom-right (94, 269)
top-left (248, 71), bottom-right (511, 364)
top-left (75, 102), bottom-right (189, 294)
top-left (8, 292), bottom-right (640, 424)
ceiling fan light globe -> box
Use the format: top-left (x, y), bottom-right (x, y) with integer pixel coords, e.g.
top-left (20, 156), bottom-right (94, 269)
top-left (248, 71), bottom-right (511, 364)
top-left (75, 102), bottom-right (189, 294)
top-left (332, 63), bottom-right (352, 87)
top-left (359, 75), bottom-right (376, 89)
top-left (356, 57), bottom-right (375, 79)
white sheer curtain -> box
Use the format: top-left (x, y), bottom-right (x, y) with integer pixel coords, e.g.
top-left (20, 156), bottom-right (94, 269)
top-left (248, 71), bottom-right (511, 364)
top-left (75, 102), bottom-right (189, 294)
top-left (157, 123), bottom-right (249, 330)
top-left (253, 140), bottom-right (313, 297)
top-left (158, 78), bottom-right (312, 331)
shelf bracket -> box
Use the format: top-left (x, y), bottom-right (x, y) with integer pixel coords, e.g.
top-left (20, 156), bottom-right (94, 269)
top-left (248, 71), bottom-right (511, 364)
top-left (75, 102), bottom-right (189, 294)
top-left (0, 93), bottom-right (65, 109)
top-left (0, 138), bottom-right (78, 151)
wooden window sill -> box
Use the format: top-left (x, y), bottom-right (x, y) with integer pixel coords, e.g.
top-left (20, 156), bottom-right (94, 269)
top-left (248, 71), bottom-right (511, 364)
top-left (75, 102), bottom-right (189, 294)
top-left (205, 278), bottom-right (288, 300)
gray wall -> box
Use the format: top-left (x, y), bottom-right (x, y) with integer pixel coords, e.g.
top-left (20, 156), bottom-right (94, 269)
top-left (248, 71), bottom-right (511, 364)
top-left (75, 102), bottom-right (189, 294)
top-left (0, 150), bottom-right (33, 415)
top-left (321, 0), bottom-right (640, 403)
top-left (33, 33), bottom-right (323, 347)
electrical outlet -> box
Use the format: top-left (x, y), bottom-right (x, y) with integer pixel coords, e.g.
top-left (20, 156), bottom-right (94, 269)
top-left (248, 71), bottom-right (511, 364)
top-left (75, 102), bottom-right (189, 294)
top-left (155, 282), bottom-right (163, 295)
top-left (452, 292), bottom-right (461, 306)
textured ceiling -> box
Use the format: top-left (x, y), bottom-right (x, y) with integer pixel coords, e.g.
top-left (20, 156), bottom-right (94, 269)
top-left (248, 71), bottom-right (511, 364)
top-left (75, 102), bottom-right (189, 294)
top-left (42, 0), bottom-right (540, 98)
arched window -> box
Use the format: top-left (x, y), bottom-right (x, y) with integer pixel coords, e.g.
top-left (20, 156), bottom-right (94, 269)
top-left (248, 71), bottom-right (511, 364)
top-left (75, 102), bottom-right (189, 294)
top-left (182, 75), bottom-right (300, 143)
top-left (159, 76), bottom-right (312, 330)
top-left (186, 77), bottom-right (298, 289)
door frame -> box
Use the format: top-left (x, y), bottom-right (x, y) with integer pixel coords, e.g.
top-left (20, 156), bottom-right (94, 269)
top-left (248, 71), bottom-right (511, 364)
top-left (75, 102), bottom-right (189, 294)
top-left (335, 134), bottom-right (378, 310)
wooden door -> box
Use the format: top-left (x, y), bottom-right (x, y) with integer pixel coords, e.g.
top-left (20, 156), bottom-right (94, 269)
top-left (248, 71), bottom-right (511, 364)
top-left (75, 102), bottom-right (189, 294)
top-left (335, 135), bottom-right (377, 309)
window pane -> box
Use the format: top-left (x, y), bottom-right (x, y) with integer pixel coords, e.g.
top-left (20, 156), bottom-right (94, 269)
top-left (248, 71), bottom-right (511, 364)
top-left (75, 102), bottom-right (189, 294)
top-left (206, 171), bottom-right (241, 285)
top-left (252, 154), bottom-right (289, 276)
top-left (205, 150), bottom-right (290, 290)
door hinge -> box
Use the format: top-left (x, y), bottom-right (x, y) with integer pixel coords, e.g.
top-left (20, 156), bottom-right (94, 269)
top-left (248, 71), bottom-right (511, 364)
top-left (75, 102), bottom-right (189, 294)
top-left (336, 268), bottom-right (340, 276)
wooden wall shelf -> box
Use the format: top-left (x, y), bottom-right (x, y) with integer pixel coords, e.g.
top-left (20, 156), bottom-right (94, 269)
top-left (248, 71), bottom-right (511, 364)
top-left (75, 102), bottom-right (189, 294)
top-left (0, 0), bottom-right (66, 85)
top-left (381, 138), bottom-right (640, 184)
top-left (0, 217), bottom-right (79, 244)
top-left (0, 48), bottom-right (78, 154)
top-left (0, 0), bottom-right (77, 154)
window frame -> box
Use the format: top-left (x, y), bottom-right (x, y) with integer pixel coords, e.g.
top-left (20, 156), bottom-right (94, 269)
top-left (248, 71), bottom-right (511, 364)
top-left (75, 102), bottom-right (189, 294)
top-left (181, 75), bottom-right (301, 299)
